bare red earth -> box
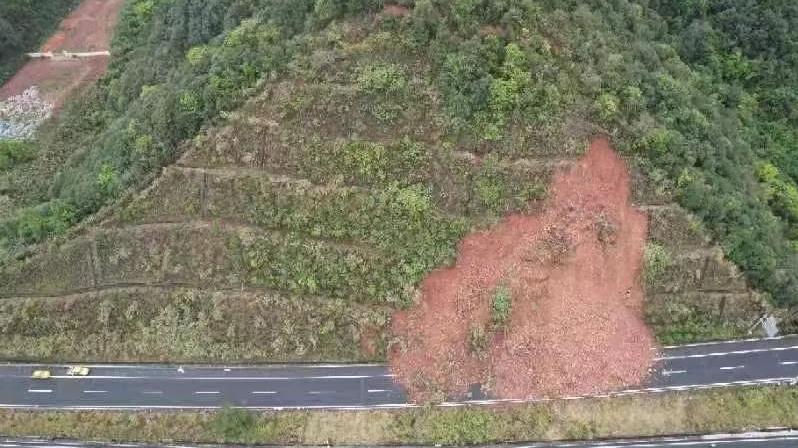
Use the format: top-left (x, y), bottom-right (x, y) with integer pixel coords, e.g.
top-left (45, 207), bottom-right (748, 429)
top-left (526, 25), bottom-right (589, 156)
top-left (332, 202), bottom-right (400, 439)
top-left (389, 137), bottom-right (657, 401)
top-left (41, 0), bottom-right (125, 52)
top-left (0, 0), bottom-right (124, 106)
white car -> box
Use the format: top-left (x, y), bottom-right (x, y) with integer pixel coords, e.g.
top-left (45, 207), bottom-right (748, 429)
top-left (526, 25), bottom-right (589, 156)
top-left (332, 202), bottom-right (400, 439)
top-left (66, 366), bottom-right (90, 376)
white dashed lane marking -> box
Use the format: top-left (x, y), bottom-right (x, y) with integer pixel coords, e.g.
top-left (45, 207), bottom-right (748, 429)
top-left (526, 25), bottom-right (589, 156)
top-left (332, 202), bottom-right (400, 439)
top-left (779, 360), bottom-right (797, 365)
top-left (719, 365), bottom-right (744, 370)
top-left (141, 390), bottom-right (163, 395)
top-left (656, 344), bottom-right (798, 360)
top-left (40, 374), bottom-right (391, 380)
top-left (367, 389), bottom-right (390, 393)
top-left (26, 389), bottom-right (52, 394)
top-left (194, 391), bottom-right (220, 395)
top-left (82, 390), bottom-right (107, 394)
top-left (251, 391), bottom-right (277, 395)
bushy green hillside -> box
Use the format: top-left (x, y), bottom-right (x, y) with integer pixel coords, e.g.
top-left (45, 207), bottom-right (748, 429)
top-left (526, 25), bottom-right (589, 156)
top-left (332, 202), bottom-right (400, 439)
top-left (640, 0), bottom-right (798, 305)
top-left (1, 0), bottom-right (796, 360)
top-left (0, 0), bottom-right (81, 83)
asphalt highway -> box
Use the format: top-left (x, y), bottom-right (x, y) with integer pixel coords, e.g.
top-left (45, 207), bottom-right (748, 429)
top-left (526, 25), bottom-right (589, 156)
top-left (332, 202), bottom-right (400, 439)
top-left (0, 336), bottom-right (796, 410)
top-left (3, 430), bottom-right (798, 447)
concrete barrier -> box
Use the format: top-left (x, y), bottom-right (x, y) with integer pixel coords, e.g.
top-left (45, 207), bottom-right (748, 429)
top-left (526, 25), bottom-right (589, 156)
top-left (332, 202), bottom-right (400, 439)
top-left (26, 50), bottom-right (110, 59)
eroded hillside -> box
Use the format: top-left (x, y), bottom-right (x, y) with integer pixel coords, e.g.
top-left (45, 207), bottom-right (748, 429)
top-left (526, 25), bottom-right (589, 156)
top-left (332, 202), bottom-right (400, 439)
top-left (1, 0), bottom-right (795, 385)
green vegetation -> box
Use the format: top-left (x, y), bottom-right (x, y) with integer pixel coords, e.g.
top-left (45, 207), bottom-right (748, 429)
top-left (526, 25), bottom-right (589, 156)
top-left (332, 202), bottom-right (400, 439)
top-left (212, 407), bottom-right (258, 442)
top-left (649, 303), bottom-right (751, 346)
top-left (491, 283), bottom-right (512, 325)
top-left (0, 0), bottom-right (81, 83)
top-left (643, 243), bottom-right (672, 287)
top-left (1, 386), bottom-right (796, 445)
top-left (2, 0), bottom-right (381, 258)
top-left (0, 141), bottom-right (36, 171)
top-left (468, 324), bottom-right (489, 359)
top-left (0, 286), bottom-right (390, 362)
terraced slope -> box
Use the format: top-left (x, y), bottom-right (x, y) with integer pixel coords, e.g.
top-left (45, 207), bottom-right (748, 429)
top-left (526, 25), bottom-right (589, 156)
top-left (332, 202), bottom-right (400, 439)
top-left (0, 30), bottom-right (564, 361)
top-left (632, 185), bottom-right (769, 343)
top-left (0, 14), bottom-right (772, 363)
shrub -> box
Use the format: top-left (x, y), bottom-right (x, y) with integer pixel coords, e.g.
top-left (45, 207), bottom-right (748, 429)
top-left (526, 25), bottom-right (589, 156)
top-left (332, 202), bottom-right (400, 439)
top-left (468, 325), bottom-right (488, 359)
top-left (1, 201), bottom-right (77, 251)
top-left (491, 284), bottom-right (511, 325)
top-left (355, 63), bottom-right (408, 95)
top-left (644, 243), bottom-right (672, 288)
top-left (96, 163), bottom-right (119, 198)
top-left (595, 92), bottom-right (619, 122)
top-left (212, 407), bottom-right (256, 442)
top-left (0, 140), bottom-right (36, 170)
top-left (424, 409), bottom-right (493, 445)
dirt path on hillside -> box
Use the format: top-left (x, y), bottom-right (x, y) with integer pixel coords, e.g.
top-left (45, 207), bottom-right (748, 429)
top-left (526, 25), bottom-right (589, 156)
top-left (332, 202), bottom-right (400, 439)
top-left (389, 137), bottom-right (657, 401)
top-left (0, 0), bottom-right (124, 107)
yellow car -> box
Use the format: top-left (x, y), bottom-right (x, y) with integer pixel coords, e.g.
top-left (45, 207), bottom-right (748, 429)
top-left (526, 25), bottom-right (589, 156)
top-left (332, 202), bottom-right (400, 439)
top-left (31, 369), bottom-right (51, 380)
top-left (66, 366), bottom-right (90, 376)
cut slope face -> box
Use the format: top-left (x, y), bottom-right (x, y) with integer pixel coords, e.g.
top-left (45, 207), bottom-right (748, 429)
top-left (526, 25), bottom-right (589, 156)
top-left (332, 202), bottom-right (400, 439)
top-left (390, 137), bottom-right (656, 400)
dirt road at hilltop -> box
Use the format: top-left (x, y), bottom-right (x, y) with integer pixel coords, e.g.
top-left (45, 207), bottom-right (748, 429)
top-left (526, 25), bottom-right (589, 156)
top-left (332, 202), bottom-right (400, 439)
top-left (0, 0), bottom-right (125, 107)
top-left (390, 136), bottom-right (657, 401)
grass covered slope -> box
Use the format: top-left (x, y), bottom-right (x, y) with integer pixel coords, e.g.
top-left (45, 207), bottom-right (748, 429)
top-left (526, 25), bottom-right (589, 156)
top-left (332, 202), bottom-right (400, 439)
top-left (1, 0), bottom-right (797, 361)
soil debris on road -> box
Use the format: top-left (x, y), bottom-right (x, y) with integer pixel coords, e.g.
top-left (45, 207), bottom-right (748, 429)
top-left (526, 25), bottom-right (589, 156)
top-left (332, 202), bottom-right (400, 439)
top-left (389, 136), bottom-right (657, 401)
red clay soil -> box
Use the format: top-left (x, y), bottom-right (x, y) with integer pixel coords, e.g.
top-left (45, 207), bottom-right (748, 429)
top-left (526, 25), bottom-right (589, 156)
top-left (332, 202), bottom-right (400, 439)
top-left (389, 137), bottom-right (657, 401)
top-left (41, 0), bottom-right (125, 52)
top-left (0, 0), bottom-right (124, 106)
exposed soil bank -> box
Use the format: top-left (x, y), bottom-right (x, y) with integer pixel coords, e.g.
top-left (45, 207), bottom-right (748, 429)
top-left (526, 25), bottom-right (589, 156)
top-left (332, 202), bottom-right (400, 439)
top-left (390, 137), bottom-right (656, 401)
top-left (0, 0), bottom-right (124, 106)
top-left (41, 0), bottom-right (125, 53)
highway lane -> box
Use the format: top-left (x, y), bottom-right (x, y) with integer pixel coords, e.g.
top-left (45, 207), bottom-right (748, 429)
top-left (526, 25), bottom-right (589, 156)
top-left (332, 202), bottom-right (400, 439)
top-left (647, 335), bottom-right (798, 390)
top-left (0, 364), bottom-right (406, 409)
top-left (3, 430), bottom-right (798, 447)
top-left (0, 336), bottom-right (796, 409)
